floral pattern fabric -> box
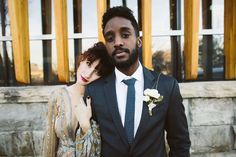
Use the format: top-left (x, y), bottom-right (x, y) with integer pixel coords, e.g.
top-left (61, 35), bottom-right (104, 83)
top-left (42, 87), bottom-right (101, 157)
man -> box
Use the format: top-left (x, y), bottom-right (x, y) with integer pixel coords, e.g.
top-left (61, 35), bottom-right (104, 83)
top-left (85, 6), bottom-right (191, 157)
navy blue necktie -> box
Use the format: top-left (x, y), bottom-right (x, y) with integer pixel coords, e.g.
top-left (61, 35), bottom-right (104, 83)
top-left (122, 78), bottom-right (136, 144)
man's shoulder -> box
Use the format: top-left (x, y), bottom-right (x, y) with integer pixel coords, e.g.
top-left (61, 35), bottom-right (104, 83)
top-left (87, 73), bottom-right (113, 87)
top-left (144, 67), bottom-right (177, 83)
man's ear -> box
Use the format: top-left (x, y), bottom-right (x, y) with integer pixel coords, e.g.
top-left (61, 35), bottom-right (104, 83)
top-left (137, 37), bottom-right (142, 48)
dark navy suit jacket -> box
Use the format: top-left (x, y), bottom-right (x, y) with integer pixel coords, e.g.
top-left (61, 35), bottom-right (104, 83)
top-left (85, 66), bottom-right (191, 157)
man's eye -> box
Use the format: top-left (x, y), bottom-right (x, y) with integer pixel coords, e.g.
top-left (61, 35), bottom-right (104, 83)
top-left (122, 33), bottom-right (129, 38)
top-left (105, 36), bottom-right (114, 42)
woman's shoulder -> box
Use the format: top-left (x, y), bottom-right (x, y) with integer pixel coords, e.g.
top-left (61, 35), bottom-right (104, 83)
top-left (51, 86), bottom-right (67, 95)
top-left (48, 86), bottom-right (67, 102)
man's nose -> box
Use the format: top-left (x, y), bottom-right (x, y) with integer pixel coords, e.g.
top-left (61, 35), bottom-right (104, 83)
top-left (114, 36), bottom-right (124, 47)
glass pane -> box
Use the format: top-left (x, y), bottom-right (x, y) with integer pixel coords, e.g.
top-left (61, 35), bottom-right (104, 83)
top-left (0, 0), bottom-right (11, 36)
top-left (82, 0), bottom-right (98, 35)
top-left (51, 39), bottom-right (58, 83)
top-left (41, 0), bottom-right (52, 34)
top-left (110, 0), bottom-right (122, 7)
top-left (211, 0), bottom-right (224, 30)
top-left (51, 0), bottom-right (55, 35)
top-left (126, 0), bottom-right (138, 22)
top-left (198, 35), bottom-right (224, 80)
top-left (81, 38), bottom-right (99, 52)
top-left (30, 41), bottom-right (43, 84)
top-left (68, 39), bottom-right (75, 82)
top-left (0, 42), bottom-right (6, 85)
top-left (152, 0), bottom-right (170, 33)
top-left (0, 41), bottom-right (16, 86)
top-left (169, 0), bottom-right (183, 30)
top-left (28, 0), bottom-right (42, 35)
top-left (30, 40), bottom-right (61, 85)
top-left (67, 0), bottom-right (74, 35)
top-left (199, 0), bottom-right (224, 30)
top-left (73, 0), bottom-right (82, 33)
top-left (152, 36), bottom-right (172, 76)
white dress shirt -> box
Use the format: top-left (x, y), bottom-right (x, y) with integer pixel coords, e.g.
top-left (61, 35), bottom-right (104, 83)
top-left (115, 63), bottom-right (144, 137)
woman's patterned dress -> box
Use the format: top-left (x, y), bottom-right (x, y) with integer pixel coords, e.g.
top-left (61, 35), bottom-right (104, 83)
top-left (42, 87), bottom-right (101, 157)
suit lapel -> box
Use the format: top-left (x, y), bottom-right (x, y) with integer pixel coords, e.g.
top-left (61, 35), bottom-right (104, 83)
top-left (103, 72), bottom-right (129, 147)
top-left (131, 67), bottom-right (156, 148)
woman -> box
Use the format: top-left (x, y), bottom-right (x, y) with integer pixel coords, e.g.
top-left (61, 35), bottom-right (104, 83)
top-left (42, 42), bottom-right (114, 157)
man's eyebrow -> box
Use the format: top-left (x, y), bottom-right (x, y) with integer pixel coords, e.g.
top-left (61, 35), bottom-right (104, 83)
top-left (120, 27), bottom-right (131, 32)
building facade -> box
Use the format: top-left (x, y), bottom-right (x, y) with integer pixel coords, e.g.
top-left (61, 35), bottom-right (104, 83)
top-left (0, 0), bottom-right (235, 86)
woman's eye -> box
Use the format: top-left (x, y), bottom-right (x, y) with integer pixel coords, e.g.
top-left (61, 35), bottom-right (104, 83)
top-left (94, 69), bottom-right (100, 75)
top-left (86, 61), bottom-right (91, 66)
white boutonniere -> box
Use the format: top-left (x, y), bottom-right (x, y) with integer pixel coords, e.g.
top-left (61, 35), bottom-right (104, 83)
top-left (143, 88), bottom-right (163, 116)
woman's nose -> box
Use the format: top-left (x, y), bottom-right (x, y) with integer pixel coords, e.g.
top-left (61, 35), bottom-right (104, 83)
top-left (84, 69), bottom-right (93, 78)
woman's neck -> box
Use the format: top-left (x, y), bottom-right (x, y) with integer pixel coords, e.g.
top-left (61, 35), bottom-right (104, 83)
top-left (69, 83), bottom-right (85, 96)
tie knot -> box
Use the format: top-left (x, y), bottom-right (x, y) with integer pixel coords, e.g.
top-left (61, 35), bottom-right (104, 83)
top-left (122, 78), bottom-right (136, 86)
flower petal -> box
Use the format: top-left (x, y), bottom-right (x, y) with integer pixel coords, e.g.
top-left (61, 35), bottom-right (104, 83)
top-left (143, 95), bottom-right (150, 102)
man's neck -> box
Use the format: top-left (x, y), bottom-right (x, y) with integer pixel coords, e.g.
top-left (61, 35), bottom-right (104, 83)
top-left (117, 61), bottom-right (140, 76)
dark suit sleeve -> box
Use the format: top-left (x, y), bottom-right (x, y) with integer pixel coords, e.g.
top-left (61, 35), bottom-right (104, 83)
top-left (165, 79), bottom-right (191, 157)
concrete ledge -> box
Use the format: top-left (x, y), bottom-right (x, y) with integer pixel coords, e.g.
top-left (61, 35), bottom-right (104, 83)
top-left (0, 81), bottom-right (236, 103)
top-left (191, 152), bottom-right (236, 157)
top-left (179, 81), bottom-right (236, 98)
top-left (0, 85), bottom-right (63, 103)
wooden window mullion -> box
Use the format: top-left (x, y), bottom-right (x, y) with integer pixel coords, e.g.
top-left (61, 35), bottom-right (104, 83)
top-left (224, 0), bottom-right (236, 79)
top-left (8, 0), bottom-right (30, 84)
top-left (141, 0), bottom-right (152, 69)
top-left (54, 0), bottom-right (69, 82)
top-left (97, 0), bottom-right (107, 42)
top-left (184, 0), bottom-right (200, 80)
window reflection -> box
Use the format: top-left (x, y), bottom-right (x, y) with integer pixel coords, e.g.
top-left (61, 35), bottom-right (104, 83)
top-left (68, 39), bottom-right (75, 82)
top-left (0, 41), bottom-right (15, 86)
top-left (198, 35), bottom-right (224, 80)
top-left (152, 37), bottom-right (172, 76)
top-left (199, 0), bottom-right (224, 30)
top-left (30, 41), bottom-right (43, 84)
top-left (0, 0), bottom-right (11, 36)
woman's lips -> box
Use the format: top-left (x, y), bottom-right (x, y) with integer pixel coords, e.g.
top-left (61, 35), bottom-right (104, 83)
top-left (81, 76), bottom-right (88, 82)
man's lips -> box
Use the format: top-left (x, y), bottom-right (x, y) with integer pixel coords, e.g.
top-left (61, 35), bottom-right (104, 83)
top-left (112, 49), bottom-right (129, 57)
top-left (81, 76), bottom-right (88, 82)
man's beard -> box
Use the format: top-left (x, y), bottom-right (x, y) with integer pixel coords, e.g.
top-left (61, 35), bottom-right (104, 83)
top-left (110, 44), bottom-right (139, 69)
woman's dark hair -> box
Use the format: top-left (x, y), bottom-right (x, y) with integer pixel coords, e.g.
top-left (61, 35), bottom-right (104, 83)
top-left (102, 6), bottom-right (139, 37)
top-left (76, 42), bottom-right (114, 77)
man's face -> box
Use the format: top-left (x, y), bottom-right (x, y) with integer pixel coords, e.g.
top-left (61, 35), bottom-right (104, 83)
top-left (103, 17), bottom-right (142, 68)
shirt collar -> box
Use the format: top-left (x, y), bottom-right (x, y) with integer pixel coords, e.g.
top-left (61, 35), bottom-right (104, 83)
top-left (115, 61), bottom-right (143, 83)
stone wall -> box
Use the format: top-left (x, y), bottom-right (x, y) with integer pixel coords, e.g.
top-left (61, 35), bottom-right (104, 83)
top-left (0, 81), bottom-right (236, 156)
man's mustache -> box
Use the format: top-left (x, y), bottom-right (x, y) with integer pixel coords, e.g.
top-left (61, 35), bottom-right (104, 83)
top-left (112, 48), bottom-right (130, 56)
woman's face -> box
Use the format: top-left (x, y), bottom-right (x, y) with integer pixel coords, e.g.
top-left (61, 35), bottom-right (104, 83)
top-left (76, 59), bottom-right (101, 85)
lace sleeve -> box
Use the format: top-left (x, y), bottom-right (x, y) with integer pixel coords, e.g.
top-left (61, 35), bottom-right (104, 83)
top-left (42, 91), bottom-right (59, 157)
top-left (75, 120), bottom-right (101, 157)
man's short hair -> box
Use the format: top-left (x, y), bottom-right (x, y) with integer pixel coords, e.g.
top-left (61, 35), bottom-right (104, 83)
top-left (102, 6), bottom-right (140, 37)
